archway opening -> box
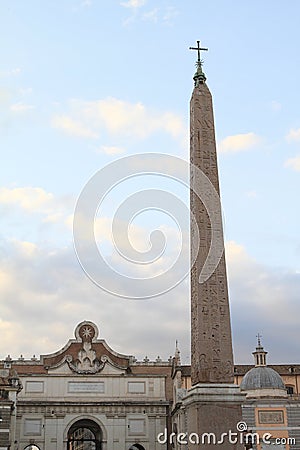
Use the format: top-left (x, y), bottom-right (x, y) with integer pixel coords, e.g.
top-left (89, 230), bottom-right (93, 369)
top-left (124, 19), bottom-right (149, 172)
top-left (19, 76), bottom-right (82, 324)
top-left (67, 419), bottom-right (102, 450)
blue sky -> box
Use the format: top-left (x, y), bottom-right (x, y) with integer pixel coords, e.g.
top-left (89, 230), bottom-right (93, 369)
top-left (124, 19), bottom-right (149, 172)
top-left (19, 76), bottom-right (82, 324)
top-left (1, 0), bottom-right (300, 365)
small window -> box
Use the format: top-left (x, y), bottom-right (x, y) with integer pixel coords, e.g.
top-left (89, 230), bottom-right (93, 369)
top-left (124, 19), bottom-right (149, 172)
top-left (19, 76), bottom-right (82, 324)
top-left (286, 385), bottom-right (294, 395)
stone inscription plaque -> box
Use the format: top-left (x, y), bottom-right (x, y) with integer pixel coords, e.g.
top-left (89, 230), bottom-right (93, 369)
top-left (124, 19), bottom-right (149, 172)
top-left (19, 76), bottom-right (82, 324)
top-left (258, 410), bottom-right (284, 424)
top-left (68, 381), bottom-right (104, 393)
top-left (26, 381), bottom-right (44, 393)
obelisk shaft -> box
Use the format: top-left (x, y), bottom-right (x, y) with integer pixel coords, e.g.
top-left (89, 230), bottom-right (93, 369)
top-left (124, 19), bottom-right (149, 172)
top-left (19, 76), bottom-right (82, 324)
top-left (190, 82), bottom-right (234, 385)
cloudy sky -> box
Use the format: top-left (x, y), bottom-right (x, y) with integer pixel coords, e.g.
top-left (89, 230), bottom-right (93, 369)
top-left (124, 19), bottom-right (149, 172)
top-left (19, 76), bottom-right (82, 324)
top-left (1, 0), bottom-right (300, 365)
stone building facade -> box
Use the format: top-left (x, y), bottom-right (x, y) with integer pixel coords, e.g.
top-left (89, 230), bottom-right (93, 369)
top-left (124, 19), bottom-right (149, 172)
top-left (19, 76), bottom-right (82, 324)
top-left (172, 340), bottom-right (300, 450)
top-left (0, 321), bottom-right (173, 450)
top-left (1, 322), bottom-right (300, 450)
top-left (0, 368), bottom-right (21, 450)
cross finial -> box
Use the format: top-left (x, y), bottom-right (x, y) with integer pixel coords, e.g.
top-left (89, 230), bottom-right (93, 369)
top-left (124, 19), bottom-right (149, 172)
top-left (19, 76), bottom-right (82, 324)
top-left (189, 40), bottom-right (208, 64)
top-left (189, 40), bottom-right (208, 86)
top-left (256, 333), bottom-right (262, 346)
top-left (253, 333), bottom-right (267, 366)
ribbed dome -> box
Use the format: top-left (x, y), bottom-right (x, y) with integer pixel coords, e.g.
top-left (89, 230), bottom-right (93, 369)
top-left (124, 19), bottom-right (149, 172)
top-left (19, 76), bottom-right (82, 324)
top-left (240, 366), bottom-right (285, 391)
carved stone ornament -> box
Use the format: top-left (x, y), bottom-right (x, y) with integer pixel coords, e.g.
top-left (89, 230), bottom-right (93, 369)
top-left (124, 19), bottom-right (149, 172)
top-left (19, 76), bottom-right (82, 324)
top-left (66, 353), bottom-right (107, 374)
top-left (66, 321), bottom-right (107, 374)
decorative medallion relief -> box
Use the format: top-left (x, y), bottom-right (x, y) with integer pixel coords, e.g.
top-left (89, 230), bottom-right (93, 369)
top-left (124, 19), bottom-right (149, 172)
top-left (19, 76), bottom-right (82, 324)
top-left (66, 321), bottom-right (107, 374)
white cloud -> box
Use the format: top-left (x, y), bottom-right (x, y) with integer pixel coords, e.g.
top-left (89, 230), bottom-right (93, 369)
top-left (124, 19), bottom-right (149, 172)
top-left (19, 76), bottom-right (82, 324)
top-left (86, 97), bottom-right (183, 138)
top-left (0, 187), bottom-right (54, 213)
top-left (142, 8), bottom-right (159, 22)
top-left (286, 128), bottom-right (300, 142)
top-left (0, 68), bottom-right (21, 77)
top-left (10, 102), bottom-right (35, 112)
top-left (44, 212), bottom-right (65, 224)
top-left (162, 6), bottom-right (179, 24)
top-left (72, 0), bottom-right (92, 12)
top-left (73, 211), bottom-right (183, 273)
top-left (0, 236), bottom-right (189, 360)
top-left (0, 235), bottom-right (299, 363)
top-left (12, 240), bottom-right (38, 257)
top-left (52, 115), bottom-right (98, 139)
top-left (0, 187), bottom-right (73, 225)
top-left (52, 97), bottom-right (185, 142)
top-left (10, 68), bottom-right (21, 75)
top-left (121, 0), bottom-right (145, 8)
top-left (225, 241), bottom-right (300, 363)
top-left (219, 132), bottom-right (261, 154)
top-left (284, 155), bottom-right (300, 172)
top-left (226, 240), bottom-right (255, 268)
top-left (122, 3), bottom-right (178, 25)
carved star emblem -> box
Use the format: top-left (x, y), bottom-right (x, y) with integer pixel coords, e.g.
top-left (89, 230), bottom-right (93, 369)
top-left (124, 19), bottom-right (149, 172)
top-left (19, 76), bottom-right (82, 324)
top-left (82, 326), bottom-right (92, 338)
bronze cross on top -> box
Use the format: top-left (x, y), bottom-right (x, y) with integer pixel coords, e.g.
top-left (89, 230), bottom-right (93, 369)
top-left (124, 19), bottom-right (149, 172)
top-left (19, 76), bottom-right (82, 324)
top-left (189, 40), bottom-right (208, 63)
top-left (256, 333), bottom-right (262, 346)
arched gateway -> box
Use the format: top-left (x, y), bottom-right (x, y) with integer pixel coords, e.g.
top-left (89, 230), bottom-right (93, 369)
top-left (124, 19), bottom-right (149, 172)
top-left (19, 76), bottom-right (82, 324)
top-left (67, 418), bottom-right (102, 450)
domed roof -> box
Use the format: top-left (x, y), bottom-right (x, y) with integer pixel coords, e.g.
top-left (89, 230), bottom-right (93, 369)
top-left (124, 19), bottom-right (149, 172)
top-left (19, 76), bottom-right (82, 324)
top-left (240, 366), bottom-right (285, 391)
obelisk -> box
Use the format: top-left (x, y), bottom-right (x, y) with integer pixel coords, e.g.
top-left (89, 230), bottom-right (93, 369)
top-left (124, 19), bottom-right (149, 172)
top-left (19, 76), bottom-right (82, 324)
top-left (182, 42), bottom-right (245, 448)
top-left (190, 44), bottom-right (234, 385)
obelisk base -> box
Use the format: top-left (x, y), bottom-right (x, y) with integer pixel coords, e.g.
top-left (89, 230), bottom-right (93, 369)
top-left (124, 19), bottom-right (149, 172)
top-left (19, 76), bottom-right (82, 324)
top-left (182, 384), bottom-right (246, 449)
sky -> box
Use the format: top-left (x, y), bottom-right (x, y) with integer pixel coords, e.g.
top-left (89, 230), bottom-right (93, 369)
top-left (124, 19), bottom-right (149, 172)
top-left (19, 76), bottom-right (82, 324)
top-left (1, 0), bottom-right (300, 365)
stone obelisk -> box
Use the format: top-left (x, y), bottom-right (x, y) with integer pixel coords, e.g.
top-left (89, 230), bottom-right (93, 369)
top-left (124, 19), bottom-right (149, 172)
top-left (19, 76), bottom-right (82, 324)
top-left (190, 44), bottom-right (234, 385)
top-left (182, 42), bottom-right (244, 448)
